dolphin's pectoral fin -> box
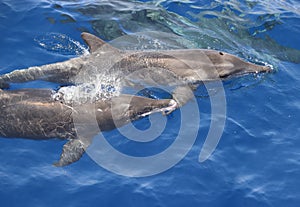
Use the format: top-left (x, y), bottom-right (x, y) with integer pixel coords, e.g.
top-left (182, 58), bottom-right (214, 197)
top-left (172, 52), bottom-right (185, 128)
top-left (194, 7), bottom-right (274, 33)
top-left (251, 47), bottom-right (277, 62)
top-left (172, 85), bottom-right (195, 107)
top-left (54, 139), bottom-right (86, 167)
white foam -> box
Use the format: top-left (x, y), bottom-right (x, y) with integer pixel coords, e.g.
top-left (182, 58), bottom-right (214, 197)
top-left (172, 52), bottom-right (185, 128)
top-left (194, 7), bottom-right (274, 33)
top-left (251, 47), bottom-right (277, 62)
top-left (53, 76), bottom-right (121, 105)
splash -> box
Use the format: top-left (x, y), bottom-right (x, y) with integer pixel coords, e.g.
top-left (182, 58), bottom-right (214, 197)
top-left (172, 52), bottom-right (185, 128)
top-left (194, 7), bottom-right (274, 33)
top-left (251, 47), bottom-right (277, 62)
top-left (53, 75), bottom-right (121, 104)
top-left (35, 33), bottom-right (122, 104)
top-left (34, 33), bottom-right (89, 56)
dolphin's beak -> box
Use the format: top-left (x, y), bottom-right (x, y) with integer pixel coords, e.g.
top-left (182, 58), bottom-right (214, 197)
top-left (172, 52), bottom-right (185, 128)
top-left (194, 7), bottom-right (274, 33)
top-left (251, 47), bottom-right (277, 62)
top-left (221, 63), bottom-right (273, 79)
top-left (139, 99), bottom-right (178, 117)
top-left (252, 65), bottom-right (273, 77)
top-left (247, 64), bottom-right (272, 75)
top-left (262, 65), bottom-right (273, 73)
top-left (161, 99), bottom-right (178, 115)
top-left (244, 62), bottom-right (273, 75)
top-left (252, 64), bottom-right (272, 74)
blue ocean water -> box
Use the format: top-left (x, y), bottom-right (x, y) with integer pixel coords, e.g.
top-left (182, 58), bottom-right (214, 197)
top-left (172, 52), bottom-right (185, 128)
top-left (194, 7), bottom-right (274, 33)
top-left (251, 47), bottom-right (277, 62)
top-left (0, 0), bottom-right (300, 206)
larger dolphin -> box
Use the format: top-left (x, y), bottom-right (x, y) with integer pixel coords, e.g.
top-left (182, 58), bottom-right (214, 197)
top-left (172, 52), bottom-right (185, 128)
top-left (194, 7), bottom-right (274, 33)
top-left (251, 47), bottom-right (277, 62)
top-left (0, 88), bottom-right (176, 166)
top-left (0, 32), bottom-right (271, 105)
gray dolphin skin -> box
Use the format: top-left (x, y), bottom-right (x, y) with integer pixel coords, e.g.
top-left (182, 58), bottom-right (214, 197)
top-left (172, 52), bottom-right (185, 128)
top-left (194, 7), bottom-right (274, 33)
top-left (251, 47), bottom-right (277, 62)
top-left (0, 32), bottom-right (271, 104)
top-left (0, 88), bottom-right (176, 166)
top-left (0, 32), bottom-right (271, 166)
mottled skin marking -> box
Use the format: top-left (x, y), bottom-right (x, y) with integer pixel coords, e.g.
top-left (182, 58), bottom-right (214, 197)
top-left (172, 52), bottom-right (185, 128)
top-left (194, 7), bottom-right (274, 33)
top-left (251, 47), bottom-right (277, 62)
top-left (0, 89), bottom-right (74, 139)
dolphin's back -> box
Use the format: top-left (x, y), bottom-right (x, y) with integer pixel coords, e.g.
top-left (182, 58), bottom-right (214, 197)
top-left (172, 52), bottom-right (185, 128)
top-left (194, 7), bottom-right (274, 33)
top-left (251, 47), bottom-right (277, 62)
top-left (0, 89), bottom-right (75, 139)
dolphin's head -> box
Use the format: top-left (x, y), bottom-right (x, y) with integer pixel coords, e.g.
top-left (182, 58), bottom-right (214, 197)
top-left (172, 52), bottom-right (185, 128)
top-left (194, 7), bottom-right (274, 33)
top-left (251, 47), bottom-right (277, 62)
top-left (205, 50), bottom-right (272, 79)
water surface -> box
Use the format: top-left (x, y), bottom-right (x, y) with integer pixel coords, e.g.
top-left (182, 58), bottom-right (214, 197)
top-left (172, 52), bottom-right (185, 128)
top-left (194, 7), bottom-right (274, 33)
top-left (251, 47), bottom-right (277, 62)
top-left (0, 0), bottom-right (300, 206)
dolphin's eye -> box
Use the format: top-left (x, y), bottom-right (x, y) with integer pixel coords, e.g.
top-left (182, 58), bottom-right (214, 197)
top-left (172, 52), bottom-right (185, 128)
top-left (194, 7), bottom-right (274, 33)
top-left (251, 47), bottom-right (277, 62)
top-left (219, 52), bottom-right (224, 55)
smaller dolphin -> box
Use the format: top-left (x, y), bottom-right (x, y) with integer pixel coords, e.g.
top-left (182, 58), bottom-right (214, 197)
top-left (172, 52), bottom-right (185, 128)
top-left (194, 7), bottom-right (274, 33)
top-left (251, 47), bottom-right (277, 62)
top-left (0, 33), bottom-right (271, 105)
top-left (0, 88), bottom-right (176, 166)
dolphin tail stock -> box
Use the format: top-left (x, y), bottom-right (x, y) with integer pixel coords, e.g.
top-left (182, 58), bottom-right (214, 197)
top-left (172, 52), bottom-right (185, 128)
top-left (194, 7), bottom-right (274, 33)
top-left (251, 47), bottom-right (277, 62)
top-left (0, 57), bottom-right (84, 86)
top-left (0, 32), bottom-right (118, 88)
top-left (53, 138), bottom-right (87, 167)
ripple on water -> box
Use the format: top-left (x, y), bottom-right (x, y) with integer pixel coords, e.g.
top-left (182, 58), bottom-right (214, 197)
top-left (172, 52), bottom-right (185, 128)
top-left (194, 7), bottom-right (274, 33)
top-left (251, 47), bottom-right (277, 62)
top-left (1, 0), bottom-right (300, 207)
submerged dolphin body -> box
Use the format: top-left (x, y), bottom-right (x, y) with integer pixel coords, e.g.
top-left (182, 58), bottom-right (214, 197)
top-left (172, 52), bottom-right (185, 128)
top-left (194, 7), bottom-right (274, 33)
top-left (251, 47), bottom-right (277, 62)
top-left (0, 88), bottom-right (176, 166)
top-left (0, 32), bottom-right (271, 105)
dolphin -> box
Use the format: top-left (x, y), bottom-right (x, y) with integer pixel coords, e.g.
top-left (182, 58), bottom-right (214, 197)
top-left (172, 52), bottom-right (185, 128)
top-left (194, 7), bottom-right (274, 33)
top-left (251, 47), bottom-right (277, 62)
top-left (0, 32), bottom-right (271, 105)
top-left (0, 88), bottom-right (176, 166)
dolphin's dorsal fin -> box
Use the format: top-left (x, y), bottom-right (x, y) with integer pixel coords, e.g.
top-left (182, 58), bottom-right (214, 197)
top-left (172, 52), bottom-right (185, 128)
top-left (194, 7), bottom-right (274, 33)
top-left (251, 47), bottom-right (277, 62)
top-left (53, 139), bottom-right (86, 167)
top-left (81, 32), bottom-right (106, 53)
top-left (81, 32), bottom-right (118, 53)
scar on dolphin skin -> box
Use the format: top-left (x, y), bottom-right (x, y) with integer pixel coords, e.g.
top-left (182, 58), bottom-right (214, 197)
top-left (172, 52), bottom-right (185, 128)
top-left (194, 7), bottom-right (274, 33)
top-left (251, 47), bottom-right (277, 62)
top-left (0, 32), bottom-right (272, 106)
top-left (0, 88), bottom-right (177, 166)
